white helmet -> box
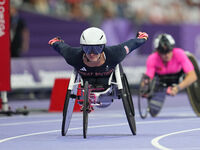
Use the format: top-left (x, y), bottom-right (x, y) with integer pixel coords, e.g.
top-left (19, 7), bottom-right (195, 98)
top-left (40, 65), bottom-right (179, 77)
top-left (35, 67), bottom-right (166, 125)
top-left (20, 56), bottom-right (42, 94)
top-left (154, 33), bottom-right (175, 49)
top-left (80, 27), bottom-right (107, 45)
top-left (154, 33), bottom-right (175, 54)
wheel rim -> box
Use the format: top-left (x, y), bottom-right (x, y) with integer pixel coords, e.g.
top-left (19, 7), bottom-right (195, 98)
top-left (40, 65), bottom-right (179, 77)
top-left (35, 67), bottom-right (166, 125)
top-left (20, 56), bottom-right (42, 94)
top-left (83, 81), bottom-right (89, 138)
top-left (61, 90), bottom-right (75, 136)
top-left (138, 91), bottom-right (149, 119)
top-left (121, 75), bottom-right (136, 135)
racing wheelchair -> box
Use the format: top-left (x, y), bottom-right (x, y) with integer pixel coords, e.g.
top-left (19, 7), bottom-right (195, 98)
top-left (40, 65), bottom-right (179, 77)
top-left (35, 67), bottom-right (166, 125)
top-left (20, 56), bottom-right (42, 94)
top-left (138, 51), bottom-right (200, 119)
top-left (61, 64), bottom-right (136, 138)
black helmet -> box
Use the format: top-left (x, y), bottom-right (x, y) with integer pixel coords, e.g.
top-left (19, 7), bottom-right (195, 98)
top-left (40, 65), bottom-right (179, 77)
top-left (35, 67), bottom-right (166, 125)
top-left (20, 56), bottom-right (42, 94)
top-left (154, 34), bottom-right (175, 54)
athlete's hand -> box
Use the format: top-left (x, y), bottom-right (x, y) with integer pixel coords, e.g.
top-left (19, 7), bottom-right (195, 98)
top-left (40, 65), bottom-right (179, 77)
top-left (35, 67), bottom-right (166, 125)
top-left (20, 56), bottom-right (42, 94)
top-left (166, 86), bottom-right (180, 96)
top-left (137, 32), bottom-right (148, 40)
top-left (140, 74), bottom-right (151, 97)
top-left (48, 37), bottom-right (64, 45)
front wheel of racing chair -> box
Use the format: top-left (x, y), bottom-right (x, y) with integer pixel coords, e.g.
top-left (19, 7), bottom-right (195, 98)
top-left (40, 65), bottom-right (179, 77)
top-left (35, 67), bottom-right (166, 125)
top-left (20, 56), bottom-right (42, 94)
top-left (61, 70), bottom-right (79, 136)
top-left (119, 64), bottom-right (136, 135)
top-left (83, 81), bottom-right (89, 138)
top-left (61, 90), bottom-right (72, 136)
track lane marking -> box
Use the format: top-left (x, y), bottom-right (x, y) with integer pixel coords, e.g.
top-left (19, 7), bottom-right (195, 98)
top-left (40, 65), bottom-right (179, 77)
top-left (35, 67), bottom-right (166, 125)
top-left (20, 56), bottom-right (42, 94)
top-left (0, 117), bottom-right (197, 127)
top-left (0, 118), bottom-right (199, 144)
top-left (151, 128), bottom-right (200, 150)
top-left (0, 123), bottom-right (128, 143)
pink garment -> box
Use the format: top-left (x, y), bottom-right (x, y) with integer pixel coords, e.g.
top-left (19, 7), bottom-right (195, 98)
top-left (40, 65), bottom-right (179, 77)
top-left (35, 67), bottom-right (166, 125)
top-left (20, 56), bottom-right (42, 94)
top-left (146, 48), bottom-right (194, 79)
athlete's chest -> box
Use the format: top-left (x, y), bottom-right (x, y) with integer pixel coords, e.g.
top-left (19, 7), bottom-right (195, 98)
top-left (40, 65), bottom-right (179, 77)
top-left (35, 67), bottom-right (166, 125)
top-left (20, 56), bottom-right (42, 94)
top-left (155, 58), bottom-right (181, 74)
top-left (77, 62), bottom-right (115, 77)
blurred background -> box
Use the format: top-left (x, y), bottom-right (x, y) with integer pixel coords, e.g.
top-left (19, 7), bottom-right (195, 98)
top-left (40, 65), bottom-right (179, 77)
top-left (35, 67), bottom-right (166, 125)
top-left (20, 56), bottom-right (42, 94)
top-left (9, 0), bottom-right (200, 103)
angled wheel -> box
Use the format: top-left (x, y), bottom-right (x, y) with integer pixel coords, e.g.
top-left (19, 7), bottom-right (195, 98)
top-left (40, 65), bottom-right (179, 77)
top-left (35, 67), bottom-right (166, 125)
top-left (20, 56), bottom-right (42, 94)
top-left (83, 81), bottom-right (89, 139)
top-left (186, 82), bottom-right (200, 117)
top-left (186, 52), bottom-right (200, 116)
top-left (61, 89), bottom-right (76, 136)
top-left (138, 91), bottom-right (149, 119)
top-left (121, 74), bottom-right (136, 135)
top-left (138, 76), bottom-right (150, 119)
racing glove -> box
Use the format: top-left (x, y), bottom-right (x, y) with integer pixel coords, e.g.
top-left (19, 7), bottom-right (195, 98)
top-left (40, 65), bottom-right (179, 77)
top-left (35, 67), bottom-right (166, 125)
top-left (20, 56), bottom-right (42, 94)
top-left (48, 37), bottom-right (64, 45)
top-left (166, 85), bottom-right (181, 96)
top-left (137, 32), bottom-right (148, 40)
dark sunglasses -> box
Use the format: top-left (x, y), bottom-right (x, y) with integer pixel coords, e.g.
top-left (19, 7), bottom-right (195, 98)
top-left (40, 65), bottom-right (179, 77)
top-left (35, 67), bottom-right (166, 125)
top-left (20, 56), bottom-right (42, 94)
top-left (82, 45), bottom-right (104, 54)
top-left (157, 48), bottom-right (172, 55)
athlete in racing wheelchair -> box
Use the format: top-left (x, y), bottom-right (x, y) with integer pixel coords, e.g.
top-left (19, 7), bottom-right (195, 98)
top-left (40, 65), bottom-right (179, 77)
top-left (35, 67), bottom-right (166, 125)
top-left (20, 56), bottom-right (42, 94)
top-left (138, 33), bottom-right (200, 119)
top-left (48, 27), bottom-right (148, 138)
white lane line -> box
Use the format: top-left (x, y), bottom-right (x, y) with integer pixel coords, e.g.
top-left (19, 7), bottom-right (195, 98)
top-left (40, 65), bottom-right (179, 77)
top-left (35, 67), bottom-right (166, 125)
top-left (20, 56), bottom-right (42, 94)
top-left (0, 115), bottom-right (122, 126)
top-left (0, 118), bottom-right (199, 144)
top-left (0, 117), bottom-right (198, 127)
top-left (0, 123), bottom-right (127, 143)
top-left (151, 128), bottom-right (200, 150)
top-left (0, 130), bottom-right (60, 143)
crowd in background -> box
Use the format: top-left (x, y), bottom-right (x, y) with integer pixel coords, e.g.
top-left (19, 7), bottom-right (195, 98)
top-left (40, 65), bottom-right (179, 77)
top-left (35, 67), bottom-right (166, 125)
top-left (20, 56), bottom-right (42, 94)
top-left (13, 0), bottom-right (200, 27)
top-left (8, 0), bottom-right (200, 100)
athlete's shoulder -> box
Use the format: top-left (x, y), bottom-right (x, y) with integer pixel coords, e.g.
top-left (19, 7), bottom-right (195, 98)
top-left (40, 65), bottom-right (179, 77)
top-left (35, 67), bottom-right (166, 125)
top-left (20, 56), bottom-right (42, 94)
top-left (173, 48), bottom-right (187, 58)
top-left (104, 45), bottom-right (125, 58)
top-left (173, 47), bottom-right (185, 54)
top-left (146, 52), bottom-right (159, 66)
top-left (147, 51), bottom-right (158, 60)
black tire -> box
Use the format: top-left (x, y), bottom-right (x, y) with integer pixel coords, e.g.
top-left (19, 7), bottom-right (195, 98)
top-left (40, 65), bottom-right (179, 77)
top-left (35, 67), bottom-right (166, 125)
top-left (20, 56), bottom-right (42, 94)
top-left (186, 52), bottom-right (200, 117)
top-left (61, 90), bottom-right (74, 136)
top-left (83, 81), bottom-right (89, 139)
top-left (137, 75), bottom-right (151, 119)
top-left (123, 74), bottom-right (135, 115)
top-left (138, 90), bottom-right (149, 119)
top-left (121, 74), bottom-right (137, 135)
top-left (119, 64), bottom-right (135, 113)
top-left (186, 84), bottom-right (200, 116)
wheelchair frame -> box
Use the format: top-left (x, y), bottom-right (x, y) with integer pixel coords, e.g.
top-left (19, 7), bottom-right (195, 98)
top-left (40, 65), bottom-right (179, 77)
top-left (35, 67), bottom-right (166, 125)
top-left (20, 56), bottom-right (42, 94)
top-left (61, 64), bottom-right (136, 138)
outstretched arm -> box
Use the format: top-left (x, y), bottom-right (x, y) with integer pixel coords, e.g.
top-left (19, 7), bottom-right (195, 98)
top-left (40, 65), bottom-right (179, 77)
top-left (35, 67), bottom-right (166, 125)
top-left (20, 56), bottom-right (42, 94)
top-left (48, 37), bottom-right (82, 66)
top-left (107, 32), bottom-right (148, 64)
top-left (167, 50), bottom-right (198, 96)
top-left (168, 70), bottom-right (197, 96)
top-left (121, 32), bottom-right (148, 54)
top-left (48, 37), bottom-right (65, 54)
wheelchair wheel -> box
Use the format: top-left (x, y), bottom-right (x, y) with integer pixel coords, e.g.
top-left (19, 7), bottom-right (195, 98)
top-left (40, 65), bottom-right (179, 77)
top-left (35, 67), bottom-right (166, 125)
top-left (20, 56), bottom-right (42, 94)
top-left (138, 76), bottom-right (150, 119)
top-left (83, 81), bottom-right (89, 139)
top-left (121, 74), bottom-right (136, 135)
top-left (138, 92), bottom-right (149, 119)
top-left (186, 52), bottom-right (200, 117)
top-left (61, 90), bottom-right (75, 136)
top-left (186, 83), bottom-right (200, 116)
